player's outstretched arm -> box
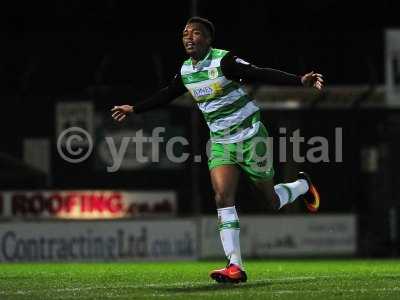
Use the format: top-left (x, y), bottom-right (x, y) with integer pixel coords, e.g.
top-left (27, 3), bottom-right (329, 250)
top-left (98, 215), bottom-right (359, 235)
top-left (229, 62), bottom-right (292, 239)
top-left (221, 52), bottom-right (324, 91)
top-left (110, 74), bottom-right (187, 122)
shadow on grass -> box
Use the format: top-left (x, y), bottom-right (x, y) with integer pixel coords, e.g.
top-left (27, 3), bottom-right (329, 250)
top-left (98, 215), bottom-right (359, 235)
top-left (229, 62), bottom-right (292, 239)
top-left (158, 277), bottom-right (316, 294)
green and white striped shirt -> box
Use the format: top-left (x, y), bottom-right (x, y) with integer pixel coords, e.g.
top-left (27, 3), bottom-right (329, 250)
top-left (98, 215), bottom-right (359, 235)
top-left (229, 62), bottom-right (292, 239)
top-left (181, 48), bottom-right (261, 144)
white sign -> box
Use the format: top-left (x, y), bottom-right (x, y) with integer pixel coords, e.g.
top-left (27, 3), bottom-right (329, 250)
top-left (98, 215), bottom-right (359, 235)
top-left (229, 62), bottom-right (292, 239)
top-left (0, 220), bottom-right (197, 262)
top-left (0, 190), bottom-right (177, 219)
top-left (56, 101), bottom-right (94, 145)
top-left (200, 215), bottom-right (356, 257)
top-left (386, 30), bottom-right (400, 106)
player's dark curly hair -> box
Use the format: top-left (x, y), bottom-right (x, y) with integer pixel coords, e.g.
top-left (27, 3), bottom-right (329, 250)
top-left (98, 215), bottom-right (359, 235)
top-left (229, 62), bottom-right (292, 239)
top-left (187, 17), bottom-right (215, 41)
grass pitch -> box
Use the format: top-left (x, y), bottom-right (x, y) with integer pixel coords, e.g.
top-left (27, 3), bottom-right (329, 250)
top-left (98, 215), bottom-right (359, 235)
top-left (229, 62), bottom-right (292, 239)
top-left (0, 260), bottom-right (400, 299)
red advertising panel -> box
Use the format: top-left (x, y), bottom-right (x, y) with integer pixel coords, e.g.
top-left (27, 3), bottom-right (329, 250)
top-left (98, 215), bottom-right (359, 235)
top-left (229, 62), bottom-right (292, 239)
top-left (0, 191), bottom-right (176, 219)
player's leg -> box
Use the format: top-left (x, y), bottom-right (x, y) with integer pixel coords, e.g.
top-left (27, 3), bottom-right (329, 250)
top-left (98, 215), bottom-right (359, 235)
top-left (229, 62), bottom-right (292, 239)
top-left (240, 123), bottom-right (320, 211)
top-left (211, 164), bottom-right (239, 209)
top-left (211, 165), bottom-right (241, 266)
top-left (207, 140), bottom-right (247, 283)
top-left (209, 165), bottom-right (247, 283)
top-left (251, 177), bottom-right (279, 210)
top-left (252, 176), bottom-right (312, 211)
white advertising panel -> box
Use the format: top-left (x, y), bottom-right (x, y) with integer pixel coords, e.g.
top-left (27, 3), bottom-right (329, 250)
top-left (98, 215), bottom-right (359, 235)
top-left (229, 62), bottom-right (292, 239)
top-left (56, 101), bottom-right (94, 142)
top-left (0, 220), bottom-right (196, 262)
top-left (386, 30), bottom-right (400, 106)
top-left (201, 215), bottom-right (356, 258)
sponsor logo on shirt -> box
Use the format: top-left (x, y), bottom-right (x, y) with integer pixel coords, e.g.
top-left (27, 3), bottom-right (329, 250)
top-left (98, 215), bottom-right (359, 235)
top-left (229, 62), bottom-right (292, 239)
top-left (191, 82), bottom-right (224, 101)
top-left (193, 86), bottom-right (214, 98)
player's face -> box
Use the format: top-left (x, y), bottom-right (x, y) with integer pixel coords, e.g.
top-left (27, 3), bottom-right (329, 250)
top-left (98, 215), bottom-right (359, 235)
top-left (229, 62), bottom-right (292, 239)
top-left (182, 23), bottom-right (211, 58)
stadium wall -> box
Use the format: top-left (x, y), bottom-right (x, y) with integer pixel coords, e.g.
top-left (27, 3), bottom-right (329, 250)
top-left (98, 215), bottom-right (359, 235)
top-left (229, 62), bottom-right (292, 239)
top-left (0, 215), bottom-right (356, 262)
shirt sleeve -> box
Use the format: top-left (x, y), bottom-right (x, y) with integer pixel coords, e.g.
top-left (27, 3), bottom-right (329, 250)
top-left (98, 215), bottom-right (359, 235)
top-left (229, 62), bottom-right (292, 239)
top-left (133, 74), bottom-right (187, 113)
top-left (220, 52), bottom-right (302, 86)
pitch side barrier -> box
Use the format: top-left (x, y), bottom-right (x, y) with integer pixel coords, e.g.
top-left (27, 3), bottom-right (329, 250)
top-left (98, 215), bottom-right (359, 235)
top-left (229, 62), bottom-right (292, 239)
top-left (0, 215), bottom-right (355, 262)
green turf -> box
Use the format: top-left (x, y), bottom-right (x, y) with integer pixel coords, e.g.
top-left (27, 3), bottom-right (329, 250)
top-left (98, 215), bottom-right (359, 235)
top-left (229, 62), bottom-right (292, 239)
top-left (0, 260), bottom-right (400, 299)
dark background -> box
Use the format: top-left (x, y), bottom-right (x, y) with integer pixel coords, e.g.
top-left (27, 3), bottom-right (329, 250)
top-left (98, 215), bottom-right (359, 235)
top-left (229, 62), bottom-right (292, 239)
top-left (2, 0), bottom-right (398, 96)
top-left (1, 0), bottom-right (400, 256)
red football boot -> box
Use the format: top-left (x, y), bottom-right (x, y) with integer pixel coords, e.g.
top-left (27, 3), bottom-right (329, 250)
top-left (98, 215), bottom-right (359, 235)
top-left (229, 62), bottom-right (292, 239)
top-left (210, 263), bottom-right (247, 283)
top-left (298, 172), bottom-right (320, 212)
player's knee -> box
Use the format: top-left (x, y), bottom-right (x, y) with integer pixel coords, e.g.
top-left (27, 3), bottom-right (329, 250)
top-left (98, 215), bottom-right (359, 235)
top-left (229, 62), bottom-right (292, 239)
top-left (214, 191), bottom-right (234, 208)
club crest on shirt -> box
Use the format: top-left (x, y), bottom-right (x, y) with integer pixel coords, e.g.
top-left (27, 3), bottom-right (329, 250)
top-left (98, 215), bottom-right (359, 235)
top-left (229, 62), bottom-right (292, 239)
top-left (208, 68), bottom-right (219, 80)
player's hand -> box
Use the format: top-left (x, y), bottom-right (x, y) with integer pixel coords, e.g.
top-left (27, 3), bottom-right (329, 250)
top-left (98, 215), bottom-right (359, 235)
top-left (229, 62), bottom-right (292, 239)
top-left (111, 105), bottom-right (134, 122)
top-left (301, 71), bottom-right (324, 91)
